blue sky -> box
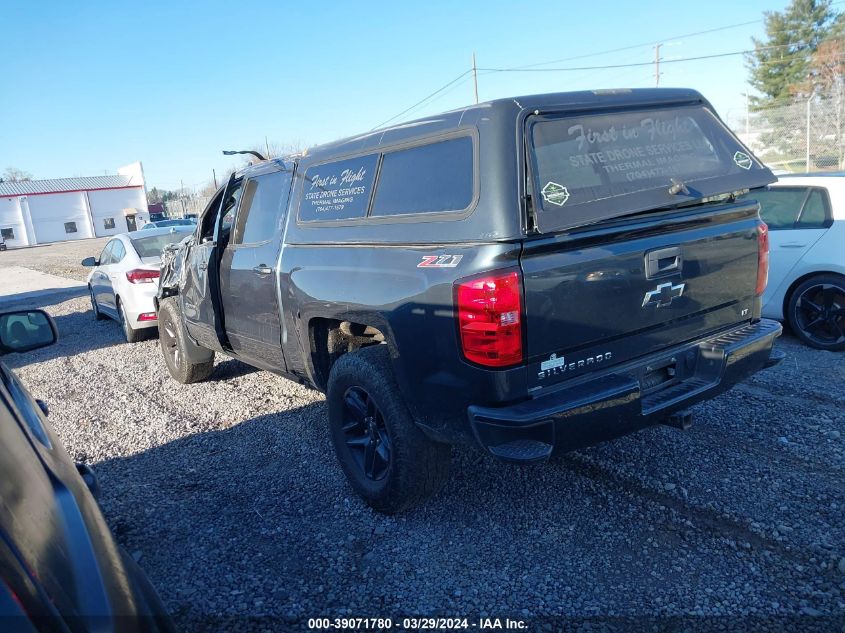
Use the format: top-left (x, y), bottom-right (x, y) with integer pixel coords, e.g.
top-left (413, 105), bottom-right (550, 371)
top-left (0, 0), bottom-right (792, 193)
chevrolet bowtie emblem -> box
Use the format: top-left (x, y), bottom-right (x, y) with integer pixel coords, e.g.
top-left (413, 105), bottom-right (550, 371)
top-left (642, 281), bottom-right (685, 308)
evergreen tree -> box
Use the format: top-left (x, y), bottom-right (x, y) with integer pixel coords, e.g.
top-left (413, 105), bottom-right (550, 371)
top-left (746, 0), bottom-right (837, 106)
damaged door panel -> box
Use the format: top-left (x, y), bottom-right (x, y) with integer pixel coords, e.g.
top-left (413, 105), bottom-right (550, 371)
top-left (219, 167), bottom-right (293, 372)
top-left (179, 177), bottom-right (243, 351)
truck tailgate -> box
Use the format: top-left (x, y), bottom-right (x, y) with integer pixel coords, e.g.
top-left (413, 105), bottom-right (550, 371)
top-left (521, 202), bottom-right (761, 390)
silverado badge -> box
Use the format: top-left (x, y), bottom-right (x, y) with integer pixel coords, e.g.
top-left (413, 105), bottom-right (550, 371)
top-left (642, 281), bottom-right (685, 308)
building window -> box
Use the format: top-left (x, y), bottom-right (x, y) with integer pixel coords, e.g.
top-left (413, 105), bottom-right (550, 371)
top-left (0, 228), bottom-right (13, 240)
top-left (64, 222), bottom-right (78, 234)
top-left (103, 218), bottom-right (116, 230)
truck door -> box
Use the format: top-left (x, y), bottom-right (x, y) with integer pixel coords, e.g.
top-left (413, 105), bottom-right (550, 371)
top-left (182, 177), bottom-right (243, 350)
top-left (219, 166), bottom-right (293, 371)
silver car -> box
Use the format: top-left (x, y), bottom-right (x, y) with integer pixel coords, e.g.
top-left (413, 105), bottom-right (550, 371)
top-left (82, 227), bottom-right (193, 342)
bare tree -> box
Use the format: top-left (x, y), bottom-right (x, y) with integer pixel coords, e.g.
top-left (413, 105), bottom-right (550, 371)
top-left (1, 167), bottom-right (33, 183)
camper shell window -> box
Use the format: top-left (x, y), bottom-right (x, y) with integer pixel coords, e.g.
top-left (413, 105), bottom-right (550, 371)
top-left (297, 133), bottom-right (477, 224)
top-left (528, 105), bottom-right (775, 233)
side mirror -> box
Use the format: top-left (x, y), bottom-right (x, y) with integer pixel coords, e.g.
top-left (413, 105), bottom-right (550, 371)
top-left (0, 310), bottom-right (58, 354)
top-left (81, 256), bottom-right (98, 267)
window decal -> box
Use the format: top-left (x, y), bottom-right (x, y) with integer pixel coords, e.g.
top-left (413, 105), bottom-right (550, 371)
top-left (733, 151), bottom-right (753, 170)
top-left (301, 154), bottom-right (379, 221)
top-left (541, 182), bottom-right (570, 207)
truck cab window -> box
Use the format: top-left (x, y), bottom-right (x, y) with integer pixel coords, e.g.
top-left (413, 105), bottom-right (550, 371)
top-left (219, 180), bottom-right (243, 244)
top-left (199, 188), bottom-right (226, 241)
top-left (232, 171), bottom-right (289, 245)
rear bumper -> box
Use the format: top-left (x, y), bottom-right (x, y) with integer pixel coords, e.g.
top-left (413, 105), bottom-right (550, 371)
top-left (467, 319), bottom-right (783, 462)
top-left (122, 286), bottom-right (159, 330)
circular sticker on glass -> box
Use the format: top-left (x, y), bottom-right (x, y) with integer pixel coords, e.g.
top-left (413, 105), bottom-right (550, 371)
top-left (733, 151), bottom-right (753, 170)
top-left (541, 182), bottom-right (570, 206)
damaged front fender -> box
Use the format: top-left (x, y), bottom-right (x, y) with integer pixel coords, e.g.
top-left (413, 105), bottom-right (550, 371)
top-left (157, 235), bottom-right (194, 303)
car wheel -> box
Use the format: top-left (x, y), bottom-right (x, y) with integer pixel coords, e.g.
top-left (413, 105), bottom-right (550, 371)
top-left (157, 297), bottom-right (214, 383)
top-left (786, 274), bottom-right (845, 351)
top-left (117, 298), bottom-right (144, 344)
top-left (327, 345), bottom-right (450, 514)
top-left (89, 286), bottom-right (105, 321)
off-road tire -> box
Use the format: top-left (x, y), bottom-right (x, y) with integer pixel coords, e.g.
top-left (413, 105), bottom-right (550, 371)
top-left (89, 286), bottom-right (105, 321)
top-left (327, 344), bottom-right (451, 514)
top-left (786, 274), bottom-right (845, 351)
top-left (117, 298), bottom-right (144, 343)
top-left (157, 297), bottom-right (215, 383)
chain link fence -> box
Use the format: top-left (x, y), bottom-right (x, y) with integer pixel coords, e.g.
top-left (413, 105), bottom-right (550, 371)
top-left (725, 94), bottom-right (845, 173)
top-left (163, 196), bottom-right (212, 218)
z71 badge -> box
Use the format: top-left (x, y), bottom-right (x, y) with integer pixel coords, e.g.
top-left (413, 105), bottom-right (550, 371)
top-left (417, 255), bottom-right (463, 268)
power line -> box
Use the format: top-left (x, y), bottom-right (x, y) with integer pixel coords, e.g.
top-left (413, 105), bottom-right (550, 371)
top-left (479, 38), bottom-right (844, 75)
top-left (512, 11), bottom-right (845, 72)
top-left (507, 19), bottom-right (762, 71)
top-left (370, 69), bottom-right (473, 130)
top-left (371, 11), bottom-right (845, 130)
top-left (479, 48), bottom-right (782, 74)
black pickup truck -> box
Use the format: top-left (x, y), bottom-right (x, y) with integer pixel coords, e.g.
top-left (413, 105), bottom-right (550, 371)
top-left (157, 88), bottom-right (783, 513)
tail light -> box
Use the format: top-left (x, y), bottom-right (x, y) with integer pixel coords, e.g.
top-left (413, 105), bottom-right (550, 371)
top-left (126, 269), bottom-right (160, 284)
top-left (456, 271), bottom-right (523, 367)
top-left (756, 221), bottom-right (769, 296)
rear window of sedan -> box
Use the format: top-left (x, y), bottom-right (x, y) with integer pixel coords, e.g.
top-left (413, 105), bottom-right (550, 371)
top-left (130, 230), bottom-right (193, 258)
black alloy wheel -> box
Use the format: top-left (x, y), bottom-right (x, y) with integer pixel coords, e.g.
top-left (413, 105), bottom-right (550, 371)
top-left (341, 386), bottom-right (392, 481)
top-left (326, 345), bottom-right (451, 513)
top-left (159, 309), bottom-right (181, 369)
top-left (156, 297), bottom-right (214, 383)
top-left (790, 279), bottom-right (845, 350)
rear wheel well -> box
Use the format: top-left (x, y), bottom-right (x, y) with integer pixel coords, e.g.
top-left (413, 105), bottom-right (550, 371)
top-left (309, 318), bottom-right (386, 392)
top-left (782, 271), bottom-right (845, 319)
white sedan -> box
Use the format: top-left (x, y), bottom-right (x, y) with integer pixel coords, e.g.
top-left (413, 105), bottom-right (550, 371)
top-left (82, 227), bottom-right (194, 343)
top-left (744, 174), bottom-right (845, 351)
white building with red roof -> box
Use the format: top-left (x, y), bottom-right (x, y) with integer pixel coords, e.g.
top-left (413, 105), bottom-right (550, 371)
top-left (0, 162), bottom-right (149, 247)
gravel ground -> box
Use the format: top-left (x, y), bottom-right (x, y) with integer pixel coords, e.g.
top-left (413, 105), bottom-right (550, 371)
top-left (0, 237), bottom-right (109, 281)
top-left (1, 242), bottom-right (844, 632)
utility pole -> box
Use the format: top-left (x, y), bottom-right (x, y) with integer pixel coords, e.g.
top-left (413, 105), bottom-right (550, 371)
top-left (654, 44), bottom-right (661, 87)
top-left (472, 52), bottom-right (479, 104)
top-left (212, 169), bottom-right (218, 189)
top-left (265, 136), bottom-right (271, 159)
